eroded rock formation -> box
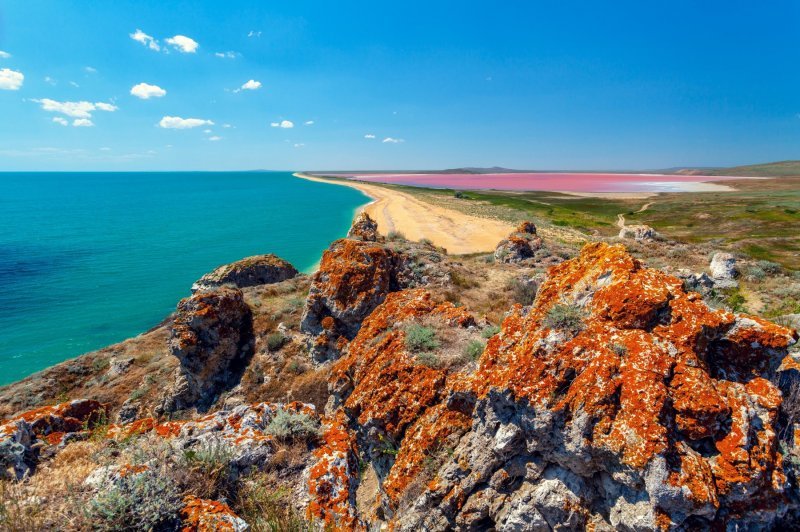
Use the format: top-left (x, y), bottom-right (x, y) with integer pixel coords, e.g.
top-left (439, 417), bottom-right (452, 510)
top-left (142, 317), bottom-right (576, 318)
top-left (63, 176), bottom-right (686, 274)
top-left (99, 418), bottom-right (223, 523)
top-left (619, 224), bottom-right (658, 241)
top-left (347, 211), bottom-right (382, 242)
top-left (494, 221), bottom-right (543, 263)
top-left (158, 287), bottom-right (254, 414)
top-left (192, 254), bottom-right (298, 293)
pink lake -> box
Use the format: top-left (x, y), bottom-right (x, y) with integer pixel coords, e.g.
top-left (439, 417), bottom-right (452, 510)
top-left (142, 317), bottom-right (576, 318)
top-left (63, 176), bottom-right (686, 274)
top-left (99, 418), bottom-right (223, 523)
top-left (330, 172), bottom-right (748, 193)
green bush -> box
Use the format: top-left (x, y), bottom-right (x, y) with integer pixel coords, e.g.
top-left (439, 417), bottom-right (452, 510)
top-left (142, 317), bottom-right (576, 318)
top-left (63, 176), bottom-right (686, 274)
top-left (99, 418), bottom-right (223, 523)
top-left (415, 352), bottom-right (440, 368)
top-left (405, 324), bottom-right (440, 352)
top-left (267, 331), bottom-right (287, 351)
top-left (464, 340), bottom-right (485, 361)
top-left (507, 278), bottom-right (537, 306)
top-left (756, 260), bottom-right (782, 274)
top-left (542, 304), bottom-right (586, 334)
top-left (744, 266), bottom-right (766, 283)
top-left (86, 471), bottom-right (181, 531)
top-left (235, 476), bottom-right (311, 532)
top-left (265, 409), bottom-right (320, 441)
top-left (481, 325), bottom-right (501, 339)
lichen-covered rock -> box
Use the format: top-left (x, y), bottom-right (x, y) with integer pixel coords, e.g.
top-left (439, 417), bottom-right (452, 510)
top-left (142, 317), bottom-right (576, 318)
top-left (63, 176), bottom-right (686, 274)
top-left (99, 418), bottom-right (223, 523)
top-left (158, 287), bottom-right (254, 414)
top-left (192, 254), bottom-right (298, 293)
top-left (301, 238), bottom-right (414, 362)
top-left (347, 212), bottom-right (382, 242)
top-left (181, 495), bottom-right (250, 531)
top-left (0, 400), bottom-right (108, 479)
top-left (619, 224), bottom-right (658, 241)
top-left (307, 243), bottom-right (799, 530)
top-left (494, 221), bottom-right (544, 263)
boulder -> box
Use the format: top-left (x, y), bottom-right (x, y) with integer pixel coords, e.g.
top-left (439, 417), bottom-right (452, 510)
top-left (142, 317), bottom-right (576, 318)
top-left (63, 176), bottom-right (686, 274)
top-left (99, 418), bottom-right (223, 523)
top-left (494, 221), bottom-right (544, 263)
top-left (307, 242), bottom-right (799, 530)
top-left (347, 212), bottom-right (382, 242)
top-left (710, 252), bottom-right (737, 289)
top-left (618, 224), bottom-right (658, 241)
top-left (158, 287), bottom-right (254, 414)
top-left (181, 496), bottom-right (249, 532)
top-left (192, 254), bottom-right (297, 293)
top-left (301, 238), bottom-right (413, 362)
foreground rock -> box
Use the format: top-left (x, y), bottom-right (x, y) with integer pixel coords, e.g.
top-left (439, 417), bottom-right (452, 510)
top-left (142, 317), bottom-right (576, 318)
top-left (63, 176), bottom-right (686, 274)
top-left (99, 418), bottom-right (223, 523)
top-left (192, 254), bottom-right (298, 293)
top-left (158, 287), bottom-right (254, 414)
top-left (494, 221), bottom-right (543, 263)
top-left (618, 223), bottom-right (658, 241)
top-left (710, 251), bottom-right (738, 289)
top-left (301, 236), bottom-right (415, 362)
top-left (308, 242), bottom-right (799, 530)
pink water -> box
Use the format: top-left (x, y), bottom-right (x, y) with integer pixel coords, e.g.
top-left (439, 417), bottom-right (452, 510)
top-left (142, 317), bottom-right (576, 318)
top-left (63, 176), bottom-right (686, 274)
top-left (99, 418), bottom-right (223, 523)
top-left (331, 172), bottom-right (746, 193)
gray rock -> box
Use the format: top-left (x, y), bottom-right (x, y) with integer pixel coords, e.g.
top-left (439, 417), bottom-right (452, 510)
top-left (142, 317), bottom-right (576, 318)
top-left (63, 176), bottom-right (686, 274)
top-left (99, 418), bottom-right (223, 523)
top-left (618, 224), bottom-right (657, 241)
top-left (710, 252), bottom-right (736, 280)
top-left (192, 254), bottom-right (297, 293)
top-left (347, 212), bottom-right (381, 242)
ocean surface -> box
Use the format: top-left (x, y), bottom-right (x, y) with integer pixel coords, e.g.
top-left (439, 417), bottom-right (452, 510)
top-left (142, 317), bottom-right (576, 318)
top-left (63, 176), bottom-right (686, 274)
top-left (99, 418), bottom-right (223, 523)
top-left (0, 172), bottom-right (368, 386)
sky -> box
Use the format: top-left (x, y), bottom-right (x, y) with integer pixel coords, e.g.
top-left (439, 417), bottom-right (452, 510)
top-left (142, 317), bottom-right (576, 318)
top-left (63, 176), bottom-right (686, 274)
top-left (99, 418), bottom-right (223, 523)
top-left (0, 0), bottom-right (798, 171)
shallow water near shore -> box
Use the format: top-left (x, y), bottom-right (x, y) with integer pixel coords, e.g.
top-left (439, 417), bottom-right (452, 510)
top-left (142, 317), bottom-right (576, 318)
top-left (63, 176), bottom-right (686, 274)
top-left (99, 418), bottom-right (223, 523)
top-left (0, 172), bottom-right (367, 385)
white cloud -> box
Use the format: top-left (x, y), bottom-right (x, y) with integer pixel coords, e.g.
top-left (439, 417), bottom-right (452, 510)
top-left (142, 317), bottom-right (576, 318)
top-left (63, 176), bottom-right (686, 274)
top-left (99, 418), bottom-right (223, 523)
top-left (73, 118), bottom-right (94, 127)
top-left (382, 137), bottom-right (404, 144)
top-left (304, 120), bottom-right (315, 126)
top-left (52, 117), bottom-right (68, 126)
top-left (222, 124), bottom-right (233, 128)
top-left (130, 29), bottom-right (160, 51)
top-left (165, 35), bottom-right (199, 53)
top-left (69, 81), bottom-right (80, 88)
top-left (84, 66), bottom-right (97, 74)
top-left (33, 98), bottom-right (117, 118)
top-left (293, 143), bottom-right (305, 148)
top-left (0, 68), bottom-right (24, 90)
top-left (0, 51), bottom-right (10, 59)
top-left (247, 30), bottom-right (262, 38)
top-left (203, 129), bottom-right (212, 134)
top-left (364, 134), bottom-right (376, 139)
top-left (215, 51), bottom-right (237, 59)
top-left (208, 136), bottom-right (222, 141)
top-left (158, 116), bottom-right (214, 129)
top-left (239, 79), bottom-right (262, 91)
top-left (270, 120), bottom-right (294, 129)
top-left (130, 82), bottom-right (167, 99)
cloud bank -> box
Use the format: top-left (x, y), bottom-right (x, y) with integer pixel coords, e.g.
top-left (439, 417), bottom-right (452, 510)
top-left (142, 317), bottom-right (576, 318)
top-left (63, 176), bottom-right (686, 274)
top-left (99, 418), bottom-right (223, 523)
top-left (0, 68), bottom-right (24, 90)
top-left (159, 116), bottom-right (214, 129)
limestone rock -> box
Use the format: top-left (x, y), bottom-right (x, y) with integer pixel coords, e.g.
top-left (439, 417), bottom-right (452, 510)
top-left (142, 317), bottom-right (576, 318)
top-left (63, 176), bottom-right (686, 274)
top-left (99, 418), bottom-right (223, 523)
top-left (618, 224), bottom-right (658, 241)
top-left (347, 212), bottom-right (382, 242)
top-left (301, 238), bottom-right (414, 362)
top-left (710, 252), bottom-right (738, 289)
top-left (158, 287), bottom-right (254, 414)
top-left (494, 221), bottom-right (544, 264)
top-left (307, 242), bottom-right (799, 530)
top-left (192, 254), bottom-right (298, 293)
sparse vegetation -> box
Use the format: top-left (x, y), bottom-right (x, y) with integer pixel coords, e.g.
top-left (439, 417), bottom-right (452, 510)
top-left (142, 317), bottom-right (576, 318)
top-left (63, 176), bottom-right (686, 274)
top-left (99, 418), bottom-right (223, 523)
top-left (235, 475), bottom-right (311, 532)
top-left (543, 303), bottom-right (587, 334)
top-left (265, 409), bottom-right (320, 441)
top-left (267, 331), bottom-right (288, 351)
top-left (86, 470), bottom-right (182, 531)
top-left (387, 231), bottom-right (406, 241)
top-left (507, 278), bottom-right (537, 306)
top-left (464, 340), bottom-right (484, 361)
top-left (415, 352), bottom-right (440, 368)
top-left (405, 324), bottom-right (440, 352)
top-left (481, 325), bottom-right (501, 339)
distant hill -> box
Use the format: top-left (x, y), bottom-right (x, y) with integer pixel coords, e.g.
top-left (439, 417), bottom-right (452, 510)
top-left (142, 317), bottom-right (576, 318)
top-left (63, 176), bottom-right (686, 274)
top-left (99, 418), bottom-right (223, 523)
top-left (676, 160), bottom-right (800, 177)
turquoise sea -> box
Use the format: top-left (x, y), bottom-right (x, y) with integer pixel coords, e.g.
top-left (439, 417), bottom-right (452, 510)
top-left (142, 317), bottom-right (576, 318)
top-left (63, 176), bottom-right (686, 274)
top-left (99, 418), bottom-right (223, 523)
top-left (0, 172), bottom-right (368, 386)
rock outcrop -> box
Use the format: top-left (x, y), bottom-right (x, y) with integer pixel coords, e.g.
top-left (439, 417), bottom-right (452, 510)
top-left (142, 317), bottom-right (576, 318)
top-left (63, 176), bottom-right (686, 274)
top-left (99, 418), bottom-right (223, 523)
top-left (301, 237), bottom-right (414, 362)
top-left (347, 212), bottom-right (382, 242)
top-left (181, 495), bottom-right (249, 531)
top-left (308, 242), bottom-right (799, 530)
top-left (158, 287), bottom-right (254, 414)
top-left (619, 224), bottom-right (658, 241)
top-left (710, 252), bottom-right (738, 289)
top-left (192, 254), bottom-right (298, 293)
top-left (494, 221), bottom-right (543, 263)
top-left (0, 400), bottom-right (108, 479)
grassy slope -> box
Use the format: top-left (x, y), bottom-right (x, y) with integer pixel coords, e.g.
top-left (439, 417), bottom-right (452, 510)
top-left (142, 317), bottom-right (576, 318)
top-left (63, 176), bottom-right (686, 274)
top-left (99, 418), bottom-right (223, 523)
top-left (706, 160), bottom-right (800, 177)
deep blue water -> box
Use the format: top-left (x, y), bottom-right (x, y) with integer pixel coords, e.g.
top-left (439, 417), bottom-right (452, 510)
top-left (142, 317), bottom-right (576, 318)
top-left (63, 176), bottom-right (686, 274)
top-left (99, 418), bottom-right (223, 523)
top-left (0, 172), bottom-right (367, 385)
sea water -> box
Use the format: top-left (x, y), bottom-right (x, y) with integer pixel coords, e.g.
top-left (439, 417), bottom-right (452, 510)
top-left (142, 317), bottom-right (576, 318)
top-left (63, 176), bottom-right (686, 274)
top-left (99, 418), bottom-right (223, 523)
top-left (0, 172), bottom-right (367, 385)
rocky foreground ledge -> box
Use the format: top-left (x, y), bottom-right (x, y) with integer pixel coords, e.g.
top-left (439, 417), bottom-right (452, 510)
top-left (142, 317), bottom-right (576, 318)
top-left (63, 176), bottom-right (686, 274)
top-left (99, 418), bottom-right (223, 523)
top-left (1, 215), bottom-right (799, 530)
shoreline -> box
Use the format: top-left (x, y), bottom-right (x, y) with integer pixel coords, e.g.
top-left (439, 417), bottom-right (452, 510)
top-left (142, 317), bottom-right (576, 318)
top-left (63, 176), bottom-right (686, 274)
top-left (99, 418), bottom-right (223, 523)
top-left (294, 172), bottom-right (515, 254)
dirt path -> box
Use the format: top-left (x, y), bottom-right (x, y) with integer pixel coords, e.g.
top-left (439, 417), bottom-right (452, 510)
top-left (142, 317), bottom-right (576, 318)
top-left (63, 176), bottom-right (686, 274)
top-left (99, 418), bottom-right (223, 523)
top-left (295, 173), bottom-right (515, 254)
top-left (617, 201), bottom-right (654, 229)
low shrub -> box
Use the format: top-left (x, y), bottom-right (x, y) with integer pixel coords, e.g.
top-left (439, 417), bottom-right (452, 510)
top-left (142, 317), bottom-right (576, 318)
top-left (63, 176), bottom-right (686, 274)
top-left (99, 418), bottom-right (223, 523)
top-left (542, 304), bottom-right (587, 334)
top-left (266, 332), bottom-right (287, 351)
top-left (415, 352), bottom-right (440, 368)
top-left (744, 266), bottom-right (766, 283)
top-left (450, 270), bottom-right (479, 289)
top-left (265, 409), bottom-right (320, 442)
top-left (481, 325), bottom-right (501, 339)
top-left (507, 278), bottom-right (537, 306)
top-left (182, 440), bottom-right (236, 499)
top-left (86, 470), bottom-right (182, 531)
top-left (235, 475), bottom-right (311, 532)
top-left (757, 260), bottom-right (783, 275)
top-left (387, 231), bottom-right (406, 241)
top-left (464, 340), bottom-right (485, 361)
top-left (405, 324), bottom-right (440, 352)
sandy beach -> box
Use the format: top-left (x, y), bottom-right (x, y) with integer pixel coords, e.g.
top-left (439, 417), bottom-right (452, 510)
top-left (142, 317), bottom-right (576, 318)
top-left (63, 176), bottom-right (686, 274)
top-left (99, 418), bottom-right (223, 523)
top-left (294, 173), bottom-right (514, 254)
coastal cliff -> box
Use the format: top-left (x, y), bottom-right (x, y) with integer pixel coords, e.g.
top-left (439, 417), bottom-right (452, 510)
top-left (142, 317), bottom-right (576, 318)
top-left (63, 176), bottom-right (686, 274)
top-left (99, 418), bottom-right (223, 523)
top-left (1, 215), bottom-right (799, 530)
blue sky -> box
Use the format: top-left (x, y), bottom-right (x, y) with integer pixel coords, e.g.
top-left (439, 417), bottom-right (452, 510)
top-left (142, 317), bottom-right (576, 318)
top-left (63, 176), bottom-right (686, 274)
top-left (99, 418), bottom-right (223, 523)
top-left (0, 1), bottom-right (798, 171)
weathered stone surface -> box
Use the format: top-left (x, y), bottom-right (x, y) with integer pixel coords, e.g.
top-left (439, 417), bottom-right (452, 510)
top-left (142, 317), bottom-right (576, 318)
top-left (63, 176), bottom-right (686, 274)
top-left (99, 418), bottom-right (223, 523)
top-left (494, 221), bottom-right (544, 264)
top-left (619, 224), bottom-right (658, 241)
top-left (0, 400), bottom-right (108, 479)
top-left (710, 252), bottom-right (737, 281)
top-left (181, 495), bottom-right (250, 531)
top-left (192, 254), bottom-right (298, 293)
top-left (307, 243), bottom-right (799, 530)
top-left (158, 287), bottom-right (254, 414)
top-left (301, 238), bottom-right (414, 362)
top-left (347, 212), bottom-right (382, 242)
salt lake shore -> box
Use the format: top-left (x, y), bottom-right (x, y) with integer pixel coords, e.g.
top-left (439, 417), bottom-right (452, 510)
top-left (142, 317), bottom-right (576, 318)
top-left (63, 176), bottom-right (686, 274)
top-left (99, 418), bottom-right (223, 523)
top-left (294, 172), bottom-right (514, 254)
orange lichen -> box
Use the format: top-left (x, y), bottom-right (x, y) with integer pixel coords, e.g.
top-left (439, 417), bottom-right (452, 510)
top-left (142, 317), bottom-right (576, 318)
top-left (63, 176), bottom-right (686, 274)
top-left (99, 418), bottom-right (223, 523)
top-left (180, 495), bottom-right (244, 532)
